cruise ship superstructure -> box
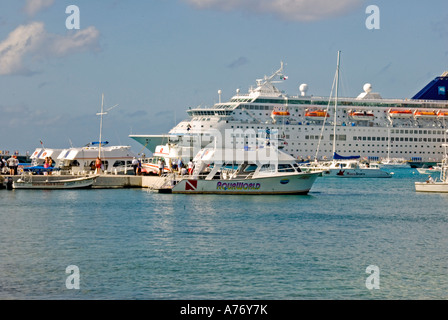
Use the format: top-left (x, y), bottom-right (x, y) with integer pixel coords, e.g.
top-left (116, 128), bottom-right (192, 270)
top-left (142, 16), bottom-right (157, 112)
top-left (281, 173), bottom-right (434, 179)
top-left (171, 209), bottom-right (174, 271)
top-left (130, 61), bottom-right (448, 162)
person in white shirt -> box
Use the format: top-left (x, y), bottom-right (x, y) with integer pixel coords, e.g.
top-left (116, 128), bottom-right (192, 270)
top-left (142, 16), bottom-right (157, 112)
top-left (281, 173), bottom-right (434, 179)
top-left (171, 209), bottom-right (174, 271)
top-left (131, 157), bottom-right (139, 175)
top-left (6, 155), bottom-right (19, 175)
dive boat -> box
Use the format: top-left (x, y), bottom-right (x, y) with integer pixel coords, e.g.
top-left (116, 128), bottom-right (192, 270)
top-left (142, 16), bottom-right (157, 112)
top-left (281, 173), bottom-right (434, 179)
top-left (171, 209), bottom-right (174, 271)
top-left (13, 174), bottom-right (98, 189)
top-left (164, 145), bottom-right (320, 195)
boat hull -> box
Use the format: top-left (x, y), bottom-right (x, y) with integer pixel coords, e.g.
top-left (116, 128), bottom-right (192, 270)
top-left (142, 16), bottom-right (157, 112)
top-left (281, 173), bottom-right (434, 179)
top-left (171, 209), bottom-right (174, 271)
top-left (170, 173), bottom-right (320, 195)
top-left (415, 182), bottom-right (448, 192)
top-left (322, 168), bottom-right (391, 178)
top-left (13, 176), bottom-right (97, 189)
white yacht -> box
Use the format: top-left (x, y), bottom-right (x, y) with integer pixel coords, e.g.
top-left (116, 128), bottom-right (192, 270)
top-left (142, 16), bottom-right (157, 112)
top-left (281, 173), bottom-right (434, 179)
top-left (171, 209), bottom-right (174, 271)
top-left (130, 56), bottom-right (448, 164)
top-left (165, 144), bottom-right (320, 195)
top-left (56, 142), bottom-right (137, 174)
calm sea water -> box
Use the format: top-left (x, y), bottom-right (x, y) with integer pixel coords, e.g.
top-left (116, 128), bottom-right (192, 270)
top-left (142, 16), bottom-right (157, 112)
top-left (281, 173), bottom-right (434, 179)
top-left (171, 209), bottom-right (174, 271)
top-left (1, 168), bottom-right (448, 300)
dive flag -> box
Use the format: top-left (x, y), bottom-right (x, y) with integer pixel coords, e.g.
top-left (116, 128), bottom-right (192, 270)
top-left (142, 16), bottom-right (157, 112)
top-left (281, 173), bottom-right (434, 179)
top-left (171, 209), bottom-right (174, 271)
top-left (186, 180), bottom-right (197, 191)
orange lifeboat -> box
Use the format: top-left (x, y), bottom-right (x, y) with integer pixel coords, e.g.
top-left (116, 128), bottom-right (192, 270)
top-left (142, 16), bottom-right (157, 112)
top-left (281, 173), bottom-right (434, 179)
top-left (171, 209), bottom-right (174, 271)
top-left (271, 110), bottom-right (290, 116)
top-left (437, 110), bottom-right (448, 118)
top-left (348, 110), bottom-right (375, 121)
top-left (388, 109), bottom-right (413, 118)
top-left (414, 110), bottom-right (437, 118)
top-left (305, 109), bottom-right (329, 121)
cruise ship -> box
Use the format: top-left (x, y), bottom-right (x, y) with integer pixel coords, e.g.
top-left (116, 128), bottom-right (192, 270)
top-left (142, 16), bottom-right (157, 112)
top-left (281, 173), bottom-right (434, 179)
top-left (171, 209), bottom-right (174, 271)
top-left (130, 60), bottom-right (448, 163)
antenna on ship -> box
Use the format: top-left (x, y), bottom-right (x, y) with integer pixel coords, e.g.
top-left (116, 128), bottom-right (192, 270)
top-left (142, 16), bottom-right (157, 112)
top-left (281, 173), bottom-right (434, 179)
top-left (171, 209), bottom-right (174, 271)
top-left (96, 93), bottom-right (119, 158)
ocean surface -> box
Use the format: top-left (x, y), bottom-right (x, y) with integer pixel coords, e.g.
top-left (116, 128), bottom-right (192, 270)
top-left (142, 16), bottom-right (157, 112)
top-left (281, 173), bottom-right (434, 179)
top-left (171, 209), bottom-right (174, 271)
top-left (1, 167), bottom-right (448, 300)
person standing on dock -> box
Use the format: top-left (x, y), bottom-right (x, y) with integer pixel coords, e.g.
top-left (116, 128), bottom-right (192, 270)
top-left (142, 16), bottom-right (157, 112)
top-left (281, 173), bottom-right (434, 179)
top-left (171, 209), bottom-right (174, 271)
top-left (6, 155), bottom-right (18, 175)
top-left (132, 157), bottom-right (139, 175)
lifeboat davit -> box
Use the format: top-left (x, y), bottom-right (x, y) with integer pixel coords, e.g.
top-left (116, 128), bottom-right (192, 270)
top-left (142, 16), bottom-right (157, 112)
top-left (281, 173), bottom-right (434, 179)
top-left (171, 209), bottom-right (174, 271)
top-left (305, 110), bottom-right (329, 121)
top-left (348, 110), bottom-right (375, 121)
top-left (387, 109), bottom-right (413, 118)
top-left (414, 110), bottom-right (437, 118)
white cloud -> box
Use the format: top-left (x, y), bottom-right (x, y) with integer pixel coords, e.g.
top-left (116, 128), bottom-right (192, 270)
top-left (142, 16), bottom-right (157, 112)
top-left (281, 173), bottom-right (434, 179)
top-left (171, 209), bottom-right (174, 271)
top-left (0, 22), bottom-right (100, 76)
top-left (23, 0), bottom-right (55, 16)
top-left (184, 0), bottom-right (362, 22)
top-left (46, 27), bottom-right (101, 57)
top-left (0, 22), bottom-right (46, 75)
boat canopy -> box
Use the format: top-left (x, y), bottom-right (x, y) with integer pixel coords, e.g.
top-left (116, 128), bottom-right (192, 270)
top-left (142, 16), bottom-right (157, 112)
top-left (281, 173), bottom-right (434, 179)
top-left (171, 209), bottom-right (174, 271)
top-left (91, 141), bottom-right (109, 146)
top-left (333, 152), bottom-right (360, 160)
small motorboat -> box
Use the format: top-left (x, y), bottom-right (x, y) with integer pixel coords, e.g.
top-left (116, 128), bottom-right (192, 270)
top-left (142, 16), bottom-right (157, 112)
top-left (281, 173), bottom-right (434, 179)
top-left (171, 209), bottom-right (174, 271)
top-left (13, 174), bottom-right (99, 189)
top-left (415, 145), bottom-right (448, 193)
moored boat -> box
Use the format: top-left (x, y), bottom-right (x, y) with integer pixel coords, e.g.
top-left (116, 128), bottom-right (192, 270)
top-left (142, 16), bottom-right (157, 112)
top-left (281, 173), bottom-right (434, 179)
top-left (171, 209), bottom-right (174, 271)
top-left (13, 174), bottom-right (98, 189)
top-left (164, 145), bottom-right (320, 195)
top-left (321, 159), bottom-right (392, 178)
top-left (415, 144), bottom-right (448, 192)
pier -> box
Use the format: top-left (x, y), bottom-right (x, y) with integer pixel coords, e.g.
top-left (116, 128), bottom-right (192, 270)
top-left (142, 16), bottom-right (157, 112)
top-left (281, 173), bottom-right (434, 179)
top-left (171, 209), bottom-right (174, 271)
top-left (1, 173), bottom-right (184, 190)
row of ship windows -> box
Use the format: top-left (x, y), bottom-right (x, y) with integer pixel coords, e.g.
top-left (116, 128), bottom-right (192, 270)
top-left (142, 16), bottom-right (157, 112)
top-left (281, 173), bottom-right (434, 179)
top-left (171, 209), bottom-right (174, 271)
top-left (305, 135), bottom-right (446, 143)
top-left (182, 122), bottom-right (446, 135)
top-left (283, 149), bottom-right (445, 155)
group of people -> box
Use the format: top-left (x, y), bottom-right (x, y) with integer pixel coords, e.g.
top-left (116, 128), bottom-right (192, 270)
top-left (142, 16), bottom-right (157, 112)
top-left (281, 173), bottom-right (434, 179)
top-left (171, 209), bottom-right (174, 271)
top-left (132, 157), bottom-right (143, 176)
top-left (0, 155), bottom-right (19, 175)
top-left (172, 158), bottom-right (194, 176)
top-left (129, 156), bottom-right (195, 177)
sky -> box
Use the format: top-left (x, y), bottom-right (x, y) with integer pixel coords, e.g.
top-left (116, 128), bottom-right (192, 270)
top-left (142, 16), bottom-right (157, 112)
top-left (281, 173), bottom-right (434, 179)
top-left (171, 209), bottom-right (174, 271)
top-left (0, 0), bottom-right (447, 155)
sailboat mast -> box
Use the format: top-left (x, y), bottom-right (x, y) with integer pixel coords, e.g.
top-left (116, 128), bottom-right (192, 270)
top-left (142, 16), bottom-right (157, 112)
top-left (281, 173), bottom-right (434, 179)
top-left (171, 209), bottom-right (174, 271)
top-left (98, 93), bottom-right (104, 158)
top-left (332, 51), bottom-right (341, 156)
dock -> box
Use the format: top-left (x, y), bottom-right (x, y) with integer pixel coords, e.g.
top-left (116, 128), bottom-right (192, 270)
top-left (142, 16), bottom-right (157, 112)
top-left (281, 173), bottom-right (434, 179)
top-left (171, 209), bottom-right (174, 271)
top-left (1, 173), bottom-right (183, 190)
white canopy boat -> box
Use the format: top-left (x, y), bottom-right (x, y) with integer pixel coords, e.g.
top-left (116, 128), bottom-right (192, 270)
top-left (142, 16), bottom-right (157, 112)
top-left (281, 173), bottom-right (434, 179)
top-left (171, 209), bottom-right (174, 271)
top-left (13, 174), bottom-right (99, 189)
top-left (56, 142), bottom-right (137, 175)
top-left (164, 145), bottom-right (321, 195)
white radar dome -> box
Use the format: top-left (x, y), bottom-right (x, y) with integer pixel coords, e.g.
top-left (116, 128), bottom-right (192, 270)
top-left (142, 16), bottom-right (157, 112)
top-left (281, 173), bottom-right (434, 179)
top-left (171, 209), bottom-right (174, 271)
top-left (363, 83), bottom-right (372, 93)
top-left (299, 84), bottom-right (308, 96)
